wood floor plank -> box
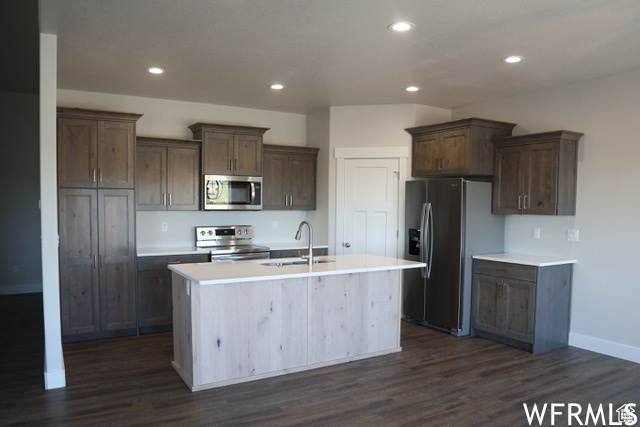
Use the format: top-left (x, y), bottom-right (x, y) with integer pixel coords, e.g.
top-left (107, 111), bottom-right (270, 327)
top-left (1, 293), bottom-right (639, 425)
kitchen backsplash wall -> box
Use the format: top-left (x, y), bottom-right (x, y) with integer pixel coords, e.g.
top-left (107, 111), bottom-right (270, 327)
top-left (136, 210), bottom-right (312, 248)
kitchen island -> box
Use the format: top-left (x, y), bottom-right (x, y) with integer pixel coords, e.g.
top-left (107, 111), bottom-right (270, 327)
top-left (169, 254), bottom-right (425, 391)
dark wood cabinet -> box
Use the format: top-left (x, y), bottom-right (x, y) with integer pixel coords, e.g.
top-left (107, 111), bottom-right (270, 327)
top-left (269, 247), bottom-right (328, 259)
top-left (472, 259), bottom-right (573, 354)
top-left (57, 108), bottom-right (141, 189)
top-left (263, 144), bottom-right (319, 210)
top-left (57, 108), bottom-right (141, 342)
top-left (406, 118), bottom-right (516, 177)
top-left (189, 123), bottom-right (269, 177)
top-left (136, 254), bottom-right (209, 333)
top-left (59, 189), bottom-right (136, 340)
top-left (492, 130), bottom-right (583, 215)
top-left (136, 137), bottom-right (201, 211)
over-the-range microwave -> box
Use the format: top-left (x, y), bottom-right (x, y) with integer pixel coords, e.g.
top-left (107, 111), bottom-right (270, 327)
top-left (203, 175), bottom-right (262, 210)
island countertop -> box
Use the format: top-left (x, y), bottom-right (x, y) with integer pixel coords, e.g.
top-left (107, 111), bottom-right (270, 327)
top-left (168, 253), bottom-right (425, 285)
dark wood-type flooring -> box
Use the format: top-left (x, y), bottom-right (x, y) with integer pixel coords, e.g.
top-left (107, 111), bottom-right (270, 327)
top-left (1, 293), bottom-right (639, 426)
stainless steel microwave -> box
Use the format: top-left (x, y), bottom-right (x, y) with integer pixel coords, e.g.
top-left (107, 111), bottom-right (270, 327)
top-left (203, 175), bottom-right (262, 210)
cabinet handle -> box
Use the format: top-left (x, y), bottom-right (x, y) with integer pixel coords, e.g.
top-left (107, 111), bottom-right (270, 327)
top-left (93, 255), bottom-right (97, 268)
top-left (169, 193), bottom-right (172, 207)
top-left (100, 254), bottom-right (104, 268)
top-left (523, 195), bottom-right (528, 210)
top-left (99, 168), bottom-right (103, 182)
top-left (518, 195), bottom-right (522, 209)
top-left (92, 168), bottom-right (96, 183)
top-left (289, 195), bottom-right (293, 206)
top-left (163, 193), bottom-right (167, 206)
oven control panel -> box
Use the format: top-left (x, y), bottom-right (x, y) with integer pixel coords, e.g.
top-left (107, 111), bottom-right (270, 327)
top-left (196, 225), bottom-right (253, 247)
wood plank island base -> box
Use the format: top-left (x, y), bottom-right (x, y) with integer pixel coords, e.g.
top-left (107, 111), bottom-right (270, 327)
top-left (169, 254), bottom-right (425, 392)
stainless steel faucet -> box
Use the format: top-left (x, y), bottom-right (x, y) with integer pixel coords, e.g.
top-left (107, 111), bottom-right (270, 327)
top-left (294, 220), bottom-right (313, 266)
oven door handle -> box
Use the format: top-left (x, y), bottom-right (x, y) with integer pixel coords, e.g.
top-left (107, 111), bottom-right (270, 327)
top-left (211, 252), bottom-right (270, 262)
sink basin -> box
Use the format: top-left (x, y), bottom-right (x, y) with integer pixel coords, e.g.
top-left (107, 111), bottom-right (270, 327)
top-left (258, 257), bottom-right (335, 267)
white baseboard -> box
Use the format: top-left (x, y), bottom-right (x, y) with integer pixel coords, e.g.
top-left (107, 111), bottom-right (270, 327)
top-left (44, 368), bottom-right (66, 389)
top-left (0, 283), bottom-right (43, 295)
top-left (569, 332), bottom-right (640, 364)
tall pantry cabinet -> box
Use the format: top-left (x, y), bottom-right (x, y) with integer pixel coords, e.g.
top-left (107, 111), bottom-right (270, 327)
top-left (57, 108), bottom-right (142, 341)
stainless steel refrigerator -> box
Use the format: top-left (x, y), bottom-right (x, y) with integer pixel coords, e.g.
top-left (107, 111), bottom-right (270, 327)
top-left (404, 178), bottom-right (504, 336)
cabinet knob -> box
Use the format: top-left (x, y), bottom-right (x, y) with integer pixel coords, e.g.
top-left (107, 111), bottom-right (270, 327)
top-left (345, 242), bottom-right (351, 248)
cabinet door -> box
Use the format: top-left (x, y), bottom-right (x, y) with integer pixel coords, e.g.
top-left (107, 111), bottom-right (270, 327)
top-left (290, 154), bottom-right (317, 210)
top-left (98, 120), bottom-right (135, 188)
top-left (167, 146), bottom-right (200, 210)
top-left (524, 142), bottom-right (558, 215)
top-left (57, 117), bottom-right (98, 188)
top-left (137, 269), bottom-right (172, 330)
top-left (98, 189), bottom-right (136, 332)
top-left (262, 151), bottom-right (288, 209)
top-left (438, 128), bottom-right (469, 175)
top-left (502, 278), bottom-right (535, 343)
top-left (202, 132), bottom-right (234, 175)
top-left (136, 145), bottom-right (167, 210)
top-left (412, 134), bottom-right (439, 176)
top-left (58, 189), bottom-right (100, 335)
top-left (493, 145), bottom-right (525, 214)
top-left (233, 134), bottom-right (263, 176)
top-left (471, 274), bottom-right (503, 336)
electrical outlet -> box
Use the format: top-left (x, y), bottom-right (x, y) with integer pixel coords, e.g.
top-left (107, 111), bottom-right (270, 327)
top-left (567, 229), bottom-right (580, 242)
top-left (162, 222), bottom-right (168, 232)
top-left (533, 227), bottom-right (541, 240)
top-left (272, 220), bottom-right (278, 230)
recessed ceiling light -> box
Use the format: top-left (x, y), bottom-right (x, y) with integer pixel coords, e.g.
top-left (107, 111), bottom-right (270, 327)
top-left (147, 67), bottom-right (164, 74)
top-left (389, 21), bottom-right (414, 32)
top-left (269, 83), bottom-right (285, 90)
top-left (406, 86), bottom-right (420, 92)
top-left (503, 56), bottom-right (524, 64)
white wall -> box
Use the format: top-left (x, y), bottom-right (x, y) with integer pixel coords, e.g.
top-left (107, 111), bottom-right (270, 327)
top-left (57, 90), bottom-right (315, 247)
top-left (326, 104), bottom-right (451, 253)
top-left (41, 33), bottom-right (66, 389)
top-left (454, 68), bottom-right (640, 362)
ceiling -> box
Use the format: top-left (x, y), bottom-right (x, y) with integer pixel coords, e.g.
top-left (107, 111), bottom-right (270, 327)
top-left (35, 0), bottom-right (640, 114)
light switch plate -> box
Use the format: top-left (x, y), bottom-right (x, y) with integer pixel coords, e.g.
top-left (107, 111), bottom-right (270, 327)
top-left (567, 229), bottom-right (579, 241)
top-left (162, 222), bottom-right (168, 232)
top-left (533, 227), bottom-right (541, 240)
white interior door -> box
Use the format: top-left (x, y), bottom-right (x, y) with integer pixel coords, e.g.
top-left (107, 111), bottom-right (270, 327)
top-left (340, 158), bottom-right (399, 257)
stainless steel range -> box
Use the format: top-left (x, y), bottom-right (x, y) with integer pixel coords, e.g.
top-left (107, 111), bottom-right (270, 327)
top-left (196, 225), bottom-right (270, 261)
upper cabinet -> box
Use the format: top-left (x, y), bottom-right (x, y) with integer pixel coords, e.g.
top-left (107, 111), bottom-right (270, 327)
top-left (492, 130), bottom-right (583, 215)
top-left (263, 144), bottom-right (319, 210)
top-left (136, 137), bottom-right (201, 211)
top-left (57, 107), bottom-right (142, 189)
top-left (189, 123), bottom-right (269, 176)
top-left (406, 118), bottom-right (516, 177)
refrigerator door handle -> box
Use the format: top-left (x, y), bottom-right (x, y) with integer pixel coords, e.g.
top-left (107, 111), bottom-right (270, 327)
top-left (419, 202), bottom-right (427, 278)
top-left (426, 202), bottom-right (434, 278)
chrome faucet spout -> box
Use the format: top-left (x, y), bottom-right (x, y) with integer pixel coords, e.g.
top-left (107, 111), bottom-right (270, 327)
top-left (294, 221), bottom-right (313, 265)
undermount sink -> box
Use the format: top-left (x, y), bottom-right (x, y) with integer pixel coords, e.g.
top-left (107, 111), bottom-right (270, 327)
top-left (258, 258), bottom-right (335, 267)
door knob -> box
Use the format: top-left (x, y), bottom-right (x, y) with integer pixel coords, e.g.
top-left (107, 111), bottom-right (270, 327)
top-left (345, 242), bottom-right (351, 248)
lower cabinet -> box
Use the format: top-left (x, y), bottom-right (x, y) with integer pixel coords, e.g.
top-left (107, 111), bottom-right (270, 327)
top-left (58, 189), bottom-right (136, 342)
top-left (471, 259), bottom-right (573, 354)
top-left (136, 254), bottom-right (209, 333)
top-left (270, 247), bottom-right (328, 259)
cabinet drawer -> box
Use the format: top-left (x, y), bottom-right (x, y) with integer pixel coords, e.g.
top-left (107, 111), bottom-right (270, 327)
top-left (137, 254), bottom-right (210, 271)
top-left (472, 259), bottom-right (536, 282)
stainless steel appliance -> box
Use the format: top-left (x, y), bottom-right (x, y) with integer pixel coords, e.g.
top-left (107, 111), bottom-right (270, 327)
top-left (404, 178), bottom-right (504, 336)
top-left (203, 175), bottom-right (262, 210)
top-left (196, 225), bottom-right (270, 261)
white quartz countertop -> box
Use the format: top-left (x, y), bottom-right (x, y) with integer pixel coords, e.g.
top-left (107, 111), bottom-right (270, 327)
top-left (473, 253), bottom-right (577, 267)
top-left (169, 253), bottom-right (426, 285)
top-left (137, 244), bottom-right (329, 257)
top-left (137, 247), bottom-right (212, 257)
